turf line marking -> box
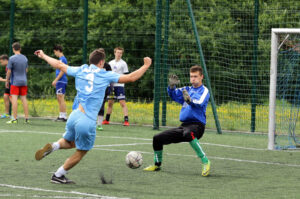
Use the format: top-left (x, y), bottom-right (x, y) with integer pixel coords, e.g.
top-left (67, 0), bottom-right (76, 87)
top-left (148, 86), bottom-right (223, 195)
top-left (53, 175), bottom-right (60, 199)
top-left (0, 130), bottom-right (62, 135)
top-left (93, 148), bottom-right (300, 168)
top-left (99, 136), bottom-right (152, 141)
top-left (0, 193), bottom-right (87, 198)
top-left (0, 184), bottom-right (130, 199)
top-left (94, 143), bottom-right (151, 147)
top-left (1, 130), bottom-right (299, 152)
top-left (201, 142), bottom-right (267, 151)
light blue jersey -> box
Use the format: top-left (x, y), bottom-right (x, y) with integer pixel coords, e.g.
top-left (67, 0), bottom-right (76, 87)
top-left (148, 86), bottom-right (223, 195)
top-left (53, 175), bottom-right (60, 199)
top-left (67, 64), bottom-right (120, 121)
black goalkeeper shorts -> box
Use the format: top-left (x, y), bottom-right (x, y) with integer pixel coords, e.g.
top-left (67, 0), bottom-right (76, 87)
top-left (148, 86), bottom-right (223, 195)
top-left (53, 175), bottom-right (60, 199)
top-left (152, 122), bottom-right (205, 151)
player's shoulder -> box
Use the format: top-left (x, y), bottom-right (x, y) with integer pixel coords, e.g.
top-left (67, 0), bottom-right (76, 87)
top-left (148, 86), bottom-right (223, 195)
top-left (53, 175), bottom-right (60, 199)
top-left (60, 56), bottom-right (67, 61)
top-left (9, 54), bottom-right (17, 60)
top-left (200, 85), bottom-right (210, 96)
top-left (202, 85), bottom-right (208, 92)
top-left (120, 59), bottom-right (127, 65)
top-left (70, 64), bottom-right (87, 72)
top-left (108, 59), bottom-right (115, 65)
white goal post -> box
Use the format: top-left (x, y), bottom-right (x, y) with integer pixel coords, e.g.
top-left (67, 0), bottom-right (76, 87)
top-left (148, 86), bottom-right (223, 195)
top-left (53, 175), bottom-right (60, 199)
top-left (268, 28), bottom-right (300, 150)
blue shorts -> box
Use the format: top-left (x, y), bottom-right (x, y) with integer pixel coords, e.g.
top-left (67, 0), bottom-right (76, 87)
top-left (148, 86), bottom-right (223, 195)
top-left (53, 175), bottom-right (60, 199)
top-left (63, 109), bottom-right (97, 151)
top-left (56, 82), bottom-right (67, 95)
top-left (107, 86), bottom-right (125, 100)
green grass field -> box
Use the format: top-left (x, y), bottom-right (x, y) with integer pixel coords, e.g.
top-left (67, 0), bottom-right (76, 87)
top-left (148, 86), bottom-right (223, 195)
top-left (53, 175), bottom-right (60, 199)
top-left (0, 118), bottom-right (300, 199)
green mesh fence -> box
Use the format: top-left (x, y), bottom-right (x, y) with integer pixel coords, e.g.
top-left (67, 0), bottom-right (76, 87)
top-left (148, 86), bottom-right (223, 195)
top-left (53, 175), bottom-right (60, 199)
top-left (0, 1), bottom-right (156, 124)
top-left (275, 34), bottom-right (300, 149)
top-left (157, 0), bottom-right (300, 132)
top-left (0, 0), bottom-right (300, 133)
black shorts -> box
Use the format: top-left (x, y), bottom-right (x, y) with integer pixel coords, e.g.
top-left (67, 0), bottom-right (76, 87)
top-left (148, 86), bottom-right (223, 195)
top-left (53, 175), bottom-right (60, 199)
top-left (152, 122), bottom-right (205, 151)
top-left (4, 87), bottom-right (10, 95)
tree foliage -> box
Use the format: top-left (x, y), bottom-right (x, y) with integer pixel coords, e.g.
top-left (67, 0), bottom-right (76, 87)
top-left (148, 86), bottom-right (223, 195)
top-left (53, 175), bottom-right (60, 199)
top-left (0, 0), bottom-right (299, 104)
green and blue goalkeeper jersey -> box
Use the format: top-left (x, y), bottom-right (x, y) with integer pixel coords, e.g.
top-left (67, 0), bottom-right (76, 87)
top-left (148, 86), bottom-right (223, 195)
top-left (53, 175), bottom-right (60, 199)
top-left (67, 64), bottom-right (120, 121)
top-left (168, 85), bottom-right (210, 124)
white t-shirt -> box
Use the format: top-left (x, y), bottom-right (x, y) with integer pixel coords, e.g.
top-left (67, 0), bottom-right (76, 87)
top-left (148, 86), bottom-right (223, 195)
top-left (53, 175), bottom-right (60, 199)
top-left (109, 59), bottom-right (128, 87)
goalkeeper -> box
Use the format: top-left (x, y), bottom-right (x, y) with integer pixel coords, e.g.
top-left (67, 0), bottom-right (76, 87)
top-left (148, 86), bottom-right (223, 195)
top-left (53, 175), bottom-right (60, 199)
top-left (144, 65), bottom-right (211, 176)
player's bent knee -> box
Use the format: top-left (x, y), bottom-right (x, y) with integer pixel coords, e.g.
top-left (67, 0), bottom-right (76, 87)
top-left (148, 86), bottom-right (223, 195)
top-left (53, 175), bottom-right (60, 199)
top-left (76, 150), bottom-right (88, 159)
top-left (69, 141), bottom-right (76, 148)
top-left (153, 134), bottom-right (162, 144)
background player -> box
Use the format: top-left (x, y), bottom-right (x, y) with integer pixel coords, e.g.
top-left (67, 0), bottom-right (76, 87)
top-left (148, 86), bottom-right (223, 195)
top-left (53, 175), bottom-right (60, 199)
top-left (6, 42), bottom-right (29, 124)
top-left (103, 47), bottom-right (130, 126)
top-left (144, 65), bottom-right (211, 177)
top-left (53, 45), bottom-right (68, 122)
top-left (34, 48), bottom-right (152, 184)
top-left (97, 48), bottom-right (112, 131)
top-left (0, 54), bottom-right (10, 119)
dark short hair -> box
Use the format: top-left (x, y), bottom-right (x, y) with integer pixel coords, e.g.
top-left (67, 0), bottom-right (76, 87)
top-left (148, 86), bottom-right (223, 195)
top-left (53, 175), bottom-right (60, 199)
top-left (12, 42), bottom-right (21, 51)
top-left (89, 49), bottom-right (106, 65)
top-left (190, 65), bottom-right (203, 76)
top-left (53, 45), bottom-right (63, 52)
top-left (0, 54), bottom-right (8, 60)
top-left (114, 46), bottom-right (124, 53)
top-left (98, 48), bottom-right (105, 54)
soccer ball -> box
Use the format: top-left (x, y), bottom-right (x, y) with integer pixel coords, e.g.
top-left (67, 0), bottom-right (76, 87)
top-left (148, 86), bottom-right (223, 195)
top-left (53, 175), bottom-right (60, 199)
top-left (125, 151), bottom-right (143, 169)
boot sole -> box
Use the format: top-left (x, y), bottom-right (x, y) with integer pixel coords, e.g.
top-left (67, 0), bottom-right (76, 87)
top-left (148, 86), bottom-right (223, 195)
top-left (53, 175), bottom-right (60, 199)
top-left (35, 143), bottom-right (52, 161)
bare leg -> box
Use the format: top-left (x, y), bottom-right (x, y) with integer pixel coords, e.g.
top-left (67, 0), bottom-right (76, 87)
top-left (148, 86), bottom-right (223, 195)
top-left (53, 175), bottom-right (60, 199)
top-left (57, 94), bottom-right (66, 113)
top-left (57, 138), bottom-right (75, 149)
top-left (63, 149), bottom-right (88, 170)
top-left (10, 95), bottom-right (18, 119)
top-left (20, 95), bottom-right (29, 119)
top-left (106, 99), bottom-right (114, 115)
top-left (3, 94), bottom-right (10, 114)
top-left (119, 99), bottom-right (128, 117)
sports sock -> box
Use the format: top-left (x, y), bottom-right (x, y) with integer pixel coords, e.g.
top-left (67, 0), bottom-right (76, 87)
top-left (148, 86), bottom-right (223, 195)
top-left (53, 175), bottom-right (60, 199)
top-left (124, 116), bottom-right (129, 122)
top-left (154, 150), bottom-right (163, 166)
top-left (60, 112), bottom-right (67, 119)
top-left (189, 139), bottom-right (208, 164)
top-left (54, 165), bottom-right (67, 177)
top-left (105, 114), bottom-right (111, 121)
top-left (52, 142), bottom-right (60, 152)
top-left (98, 115), bottom-right (104, 125)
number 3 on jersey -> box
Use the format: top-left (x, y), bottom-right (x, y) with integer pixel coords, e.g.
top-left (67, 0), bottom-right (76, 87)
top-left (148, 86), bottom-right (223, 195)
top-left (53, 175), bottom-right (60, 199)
top-left (85, 73), bottom-right (94, 93)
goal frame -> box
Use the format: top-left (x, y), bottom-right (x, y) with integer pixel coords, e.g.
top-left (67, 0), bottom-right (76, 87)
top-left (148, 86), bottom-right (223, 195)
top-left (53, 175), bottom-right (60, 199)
top-left (268, 28), bottom-right (300, 150)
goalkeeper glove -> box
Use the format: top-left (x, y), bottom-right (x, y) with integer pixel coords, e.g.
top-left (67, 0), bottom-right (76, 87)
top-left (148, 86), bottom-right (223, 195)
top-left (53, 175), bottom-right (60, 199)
top-left (182, 89), bottom-right (191, 104)
top-left (168, 74), bottom-right (180, 89)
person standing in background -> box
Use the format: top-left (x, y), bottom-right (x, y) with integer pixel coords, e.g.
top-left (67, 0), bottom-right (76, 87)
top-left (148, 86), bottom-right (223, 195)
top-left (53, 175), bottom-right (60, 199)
top-left (6, 42), bottom-right (29, 124)
top-left (53, 45), bottom-right (68, 122)
top-left (103, 47), bottom-right (130, 126)
top-left (0, 54), bottom-right (10, 119)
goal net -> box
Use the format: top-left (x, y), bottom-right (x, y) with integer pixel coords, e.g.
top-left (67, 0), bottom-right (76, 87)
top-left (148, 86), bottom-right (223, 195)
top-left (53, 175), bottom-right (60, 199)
top-left (268, 28), bottom-right (300, 150)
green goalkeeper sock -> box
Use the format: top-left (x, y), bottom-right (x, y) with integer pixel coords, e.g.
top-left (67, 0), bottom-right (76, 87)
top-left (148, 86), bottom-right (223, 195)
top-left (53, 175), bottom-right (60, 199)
top-left (189, 139), bottom-right (208, 164)
top-left (154, 150), bottom-right (163, 166)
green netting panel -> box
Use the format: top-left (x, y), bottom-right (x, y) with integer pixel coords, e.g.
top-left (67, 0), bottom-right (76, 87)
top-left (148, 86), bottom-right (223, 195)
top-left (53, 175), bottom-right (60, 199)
top-left (159, 0), bottom-right (300, 132)
top-left (275, 34), bottom-right (300, 149)
top-left (1, 0), bottom-right (300, 132)
top-left (0, 1), bottom-right (155, 124)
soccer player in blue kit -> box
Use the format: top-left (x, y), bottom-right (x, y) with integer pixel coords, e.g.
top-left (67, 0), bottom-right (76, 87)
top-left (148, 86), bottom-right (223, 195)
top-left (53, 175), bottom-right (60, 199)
top-left (52, 45), bottom-right (68, 122)
top-left (144, 65), bottom-right (211, 176)
top-left (34, 49), bottom-right (152, 184)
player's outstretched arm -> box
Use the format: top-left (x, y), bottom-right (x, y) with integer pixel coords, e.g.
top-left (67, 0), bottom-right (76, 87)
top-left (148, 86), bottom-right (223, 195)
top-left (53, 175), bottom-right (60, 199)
top-left (5, 69), bottom-right (11, 88)
top-left (34, 50), bottom-right (68, 73)
top-left (118, 57), bottom-right (152, 83)
top-left (0, 77), bottom-right (6, 82)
